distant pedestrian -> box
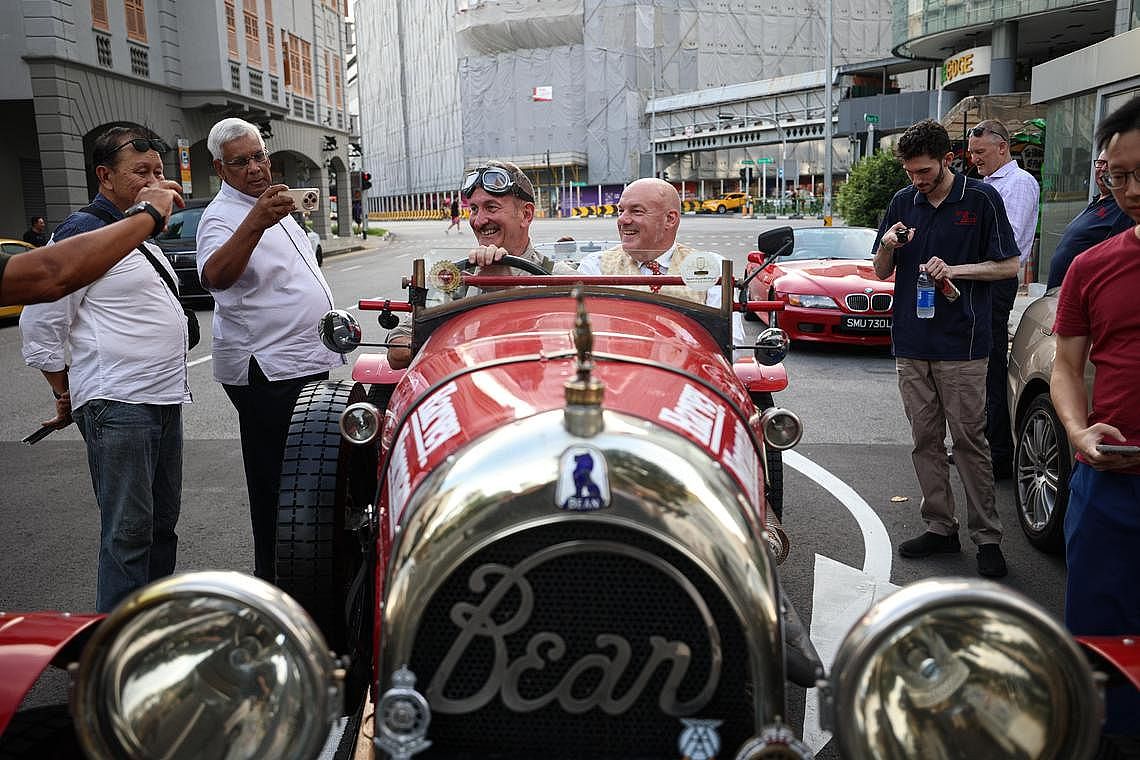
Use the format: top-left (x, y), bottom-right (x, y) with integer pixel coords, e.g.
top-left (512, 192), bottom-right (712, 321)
top-left (1046, 150), bottom-right (1135, 289)
top-left (23, 216), bottom-right (49, 247)
top-left (446, 195), bottom-right (461, 233)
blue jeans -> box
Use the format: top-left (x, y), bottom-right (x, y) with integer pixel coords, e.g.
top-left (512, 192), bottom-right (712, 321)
top-left (1065, 462), bottom-right (1140, 735)
top-left (74, 399), bottom-right (183, 612)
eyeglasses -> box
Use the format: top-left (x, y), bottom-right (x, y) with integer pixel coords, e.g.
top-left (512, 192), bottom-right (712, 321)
top-left (220, 151), bottom-right (269, 168)
top-left (108, 138), bottom-right (170, 158)
top-left (969, 124), bottom-right (1009, 142)
top-left (1102, 168), bottom-right (1140, 190)
top-left (1094, 159), bottom-right (1109, 169)
top-left (461, 166), bottom-right (535, 202)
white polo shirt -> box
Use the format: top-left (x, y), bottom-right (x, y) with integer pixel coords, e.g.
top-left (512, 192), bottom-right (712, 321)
top-left (197, 182), bottom-right (344, 385)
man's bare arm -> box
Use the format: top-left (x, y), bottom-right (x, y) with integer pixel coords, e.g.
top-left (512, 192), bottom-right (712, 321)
top-left (0, 183), bottom-right (182, 306)
top-left (939, 255), bottom-right (1019, 281)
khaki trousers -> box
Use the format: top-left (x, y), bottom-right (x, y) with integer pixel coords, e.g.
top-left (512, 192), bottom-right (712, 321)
top-left (896, 357), bottom-right (1002, 545)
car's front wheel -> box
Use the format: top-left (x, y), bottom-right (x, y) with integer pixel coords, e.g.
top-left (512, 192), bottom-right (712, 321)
top-left (1014, 393), bottom-right (1070, 553)
top-left (717, 204), bottom-right (727, 214)
top-left (751, 391), bottom-right (784, 520)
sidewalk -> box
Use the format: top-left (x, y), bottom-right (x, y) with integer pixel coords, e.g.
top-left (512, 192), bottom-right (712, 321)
top-left (320, 230), bottom-right (391, 259)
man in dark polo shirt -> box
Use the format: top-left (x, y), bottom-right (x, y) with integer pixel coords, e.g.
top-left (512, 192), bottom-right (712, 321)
top-left (1046, 149), bottom-right (1135, 289)
top-left (873, 119), bottom-right (1019, 578)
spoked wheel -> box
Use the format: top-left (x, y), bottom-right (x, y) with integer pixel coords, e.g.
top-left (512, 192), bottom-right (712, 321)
top-left (1014, 394), bottom-right (1070, 553)
top-left (750, 390), bottom-right (784, 520)
top-left (276, 379), bottom-right (378, 712)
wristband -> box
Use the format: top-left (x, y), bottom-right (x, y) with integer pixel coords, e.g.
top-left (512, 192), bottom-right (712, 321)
top-left (124, 200), bottom-right (166, 238)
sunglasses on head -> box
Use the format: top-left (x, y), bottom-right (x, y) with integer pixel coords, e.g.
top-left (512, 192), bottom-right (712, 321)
top-left (108, 137), bottom-right (170, 158)
top-left (969, 124), bottom-right (1009, 142)
top-left (461, 166), bottom-right (535, 202)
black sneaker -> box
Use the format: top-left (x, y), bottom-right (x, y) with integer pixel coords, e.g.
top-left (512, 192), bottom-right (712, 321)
top-left (977, 544), bottom-right (1008, 578)
top-left (898, 531), bottom-right (961, 558)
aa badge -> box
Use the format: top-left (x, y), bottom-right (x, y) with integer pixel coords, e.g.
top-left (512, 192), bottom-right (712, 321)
top-left (679, 718), bottom-right (723, 760)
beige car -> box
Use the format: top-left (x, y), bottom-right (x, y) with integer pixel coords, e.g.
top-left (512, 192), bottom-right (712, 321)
top-left (1006, 289), bottom-right (1094, 553)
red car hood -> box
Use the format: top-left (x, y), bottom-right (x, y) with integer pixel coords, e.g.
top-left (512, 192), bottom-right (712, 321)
top-left (382, 295), bottom-right (761, 518)
top-left (781, 259), bottom-right (892, 283)
top-left (0, 612), bottom-right (103, 734)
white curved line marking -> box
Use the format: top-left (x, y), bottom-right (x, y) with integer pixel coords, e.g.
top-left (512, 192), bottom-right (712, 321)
top-left (784, 449), bottom-right (892, 582)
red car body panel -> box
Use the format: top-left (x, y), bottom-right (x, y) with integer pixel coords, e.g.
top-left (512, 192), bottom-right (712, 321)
top-left (1077, 636), bottom-right (1140, 692)
top-left (746, 257), bottom-right (896, 347)
top-left (0, 612), bottom-right (102, 733)
top-left (376, 296), bottom-right (765, 533)
top-left (350, 352), bottom-right (405, 386)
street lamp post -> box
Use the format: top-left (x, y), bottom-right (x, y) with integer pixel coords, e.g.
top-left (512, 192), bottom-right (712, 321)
top-left (823, 0), bottom-right (834, 226)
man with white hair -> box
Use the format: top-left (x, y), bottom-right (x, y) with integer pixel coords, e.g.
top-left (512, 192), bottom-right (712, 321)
top-left (196, 117), bottom-right (343, 580)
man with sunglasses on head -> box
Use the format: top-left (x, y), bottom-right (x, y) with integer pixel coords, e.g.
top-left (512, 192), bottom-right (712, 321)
top-left (386, 160), bottom-right (553, 369)
top-left (966, 119), bottom-right (1039, 482)
top-left (20, 126), bottom-right (193, 612)
top-left (1051, 95), bottom-right (1140, 740)
top-left (195, 117), bottom-right (342, 582)
top-left (873, 119), bottom-right (1019, 579)
top-left (1046, 150), bottom-right (1135, 289)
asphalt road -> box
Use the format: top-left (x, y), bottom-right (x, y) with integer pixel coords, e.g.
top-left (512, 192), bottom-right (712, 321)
top-left (0, 214), bottom-right (1067, 756)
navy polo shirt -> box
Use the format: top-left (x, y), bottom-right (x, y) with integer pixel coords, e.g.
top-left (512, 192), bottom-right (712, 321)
top-left (874, 172), bottom-right (1018, 361)
top-left (1046, 195), bottom-right (1135, 289)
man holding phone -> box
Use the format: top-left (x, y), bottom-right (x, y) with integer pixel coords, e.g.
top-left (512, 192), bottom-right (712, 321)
top-left (1051, 95), bottom-right (1140, 739)
top-left (196, 117), bottom-right (343, 581)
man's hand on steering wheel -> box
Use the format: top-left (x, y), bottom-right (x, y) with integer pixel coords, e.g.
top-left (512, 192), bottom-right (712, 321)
top-left (468, 245), bottom-right (510, 267)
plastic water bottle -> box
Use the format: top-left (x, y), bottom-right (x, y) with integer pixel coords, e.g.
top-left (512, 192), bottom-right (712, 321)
top-left (916, 266), bottom-right (935, 319)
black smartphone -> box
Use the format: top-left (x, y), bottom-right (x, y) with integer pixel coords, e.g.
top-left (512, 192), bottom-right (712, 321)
top-left (896, 228), bottom-right (910, 243)
top-left (21, 427), bottom-right (55, 446)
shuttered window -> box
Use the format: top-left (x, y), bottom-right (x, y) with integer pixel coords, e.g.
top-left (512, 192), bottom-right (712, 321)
top-left (91, 0), bottom-right (109, 30)
top-left (225, 0), bottom-right (239, 60)
top-left (124, 0), bottom-right (146, 43)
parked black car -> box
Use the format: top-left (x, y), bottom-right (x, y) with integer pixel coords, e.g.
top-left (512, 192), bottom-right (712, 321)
top-left (153, 198), bottom-right (212, 307)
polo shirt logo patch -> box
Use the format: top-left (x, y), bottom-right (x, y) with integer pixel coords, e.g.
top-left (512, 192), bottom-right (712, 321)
top-left (1095, 207), bottom-right (1108, 219)
top-left (954, 210), bottom-right (978, 225)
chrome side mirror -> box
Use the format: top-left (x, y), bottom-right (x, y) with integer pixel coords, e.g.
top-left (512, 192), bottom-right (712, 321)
top-left (754, 327), bottom-right (789, 366)
top-left (318, 309), bottom-right (362, 354)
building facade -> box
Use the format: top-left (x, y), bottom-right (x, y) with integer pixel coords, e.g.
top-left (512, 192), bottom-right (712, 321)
top-left (353, 0), bottom-right (901, 216)
top-left (2, 0), bottom-right (355, 239)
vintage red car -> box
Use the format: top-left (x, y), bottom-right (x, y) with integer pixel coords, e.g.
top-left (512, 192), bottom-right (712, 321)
top-left (743, 226), bottom-right (894, 347)
top-left (0, 246), bottom-right (1133, 759)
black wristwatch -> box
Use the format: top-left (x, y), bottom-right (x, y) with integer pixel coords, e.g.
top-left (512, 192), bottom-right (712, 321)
top-left (124, 201), bottom-right (166, 238)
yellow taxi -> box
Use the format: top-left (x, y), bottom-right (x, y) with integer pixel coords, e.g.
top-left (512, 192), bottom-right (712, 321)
top-left (700, 191), bottom-right (749, 214)
top-left (0, 238), bottom-right (36, 320)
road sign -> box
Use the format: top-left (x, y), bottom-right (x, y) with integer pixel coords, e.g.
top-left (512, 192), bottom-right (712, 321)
top-left (740, 159), bottom-right (755, 165)
top-left (754, 157), bottom-right (774, 164)
top-left (863, 113), bottom-right (880, 124)
top-left (570, 181), bottom-right (587, 187)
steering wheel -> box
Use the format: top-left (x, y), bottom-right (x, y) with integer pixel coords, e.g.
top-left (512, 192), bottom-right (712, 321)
top-left (433, 254), bottom-right (551, 300)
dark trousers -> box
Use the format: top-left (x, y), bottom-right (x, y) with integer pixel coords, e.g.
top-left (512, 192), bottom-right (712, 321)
top-left (224, 358), bottom-right (328, 580)
top-left (985, 277), bottom-right (1018, 466)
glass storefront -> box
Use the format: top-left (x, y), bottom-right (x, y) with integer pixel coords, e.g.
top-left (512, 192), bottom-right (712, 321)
top-left (1038, 94), bottom-right (1097, 282)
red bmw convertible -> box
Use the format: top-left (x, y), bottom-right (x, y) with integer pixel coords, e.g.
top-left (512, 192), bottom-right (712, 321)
top-left (744, 226), bottom-right (895, 347)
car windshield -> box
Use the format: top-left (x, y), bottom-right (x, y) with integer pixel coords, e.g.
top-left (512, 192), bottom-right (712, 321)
top-left (532, 240), bottom-right (620, 267)
top-left (156, 206), bottom-right (204, 242)
top-left (782, 228), bottom-right (877, 262)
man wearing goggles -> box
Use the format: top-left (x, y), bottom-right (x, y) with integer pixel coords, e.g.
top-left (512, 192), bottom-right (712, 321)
top-left (1047, 150), bottom-right (1135, 288)
top-left (966, 118), bottom-right (1039, 482)
top-left (387, 160), bottom-right (553, 369)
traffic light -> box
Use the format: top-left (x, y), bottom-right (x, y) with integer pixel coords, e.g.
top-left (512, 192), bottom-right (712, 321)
top-left (361, 172), bottom-right (372, 191)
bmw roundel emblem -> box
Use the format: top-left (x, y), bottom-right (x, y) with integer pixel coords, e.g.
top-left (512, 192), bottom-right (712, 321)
top-left (864, 287), bottom-right (874, 294)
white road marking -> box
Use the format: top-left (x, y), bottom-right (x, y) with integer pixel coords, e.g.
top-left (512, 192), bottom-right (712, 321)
top-left (784, 450), bottom-right (898, 753)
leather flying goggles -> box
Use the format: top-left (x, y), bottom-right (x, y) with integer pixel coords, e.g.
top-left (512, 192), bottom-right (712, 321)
top-left (461, 166), bottom-right (535, 202)
top-left (108, 137), bottom-right (170, 158)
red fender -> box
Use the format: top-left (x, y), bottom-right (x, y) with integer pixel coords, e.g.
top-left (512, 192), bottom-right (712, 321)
top-left (733, 357), bottom-right (789, 394)
top-left (0, 612), bottom-right (103, 734)
top-left (1077, 635), bottom-right (1140, 692)
top-left (351, 353), bottom-right (406, 386)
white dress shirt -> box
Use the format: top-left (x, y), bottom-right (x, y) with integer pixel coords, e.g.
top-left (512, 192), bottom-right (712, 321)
top-left (196, 182), bottom-right (344, 385)
top-left (21, 244), bottom-right (191, 409)
top-left (576, 244), bottom-right (748, 357)
top-left (983, 159), bottom-right (1040, 264)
